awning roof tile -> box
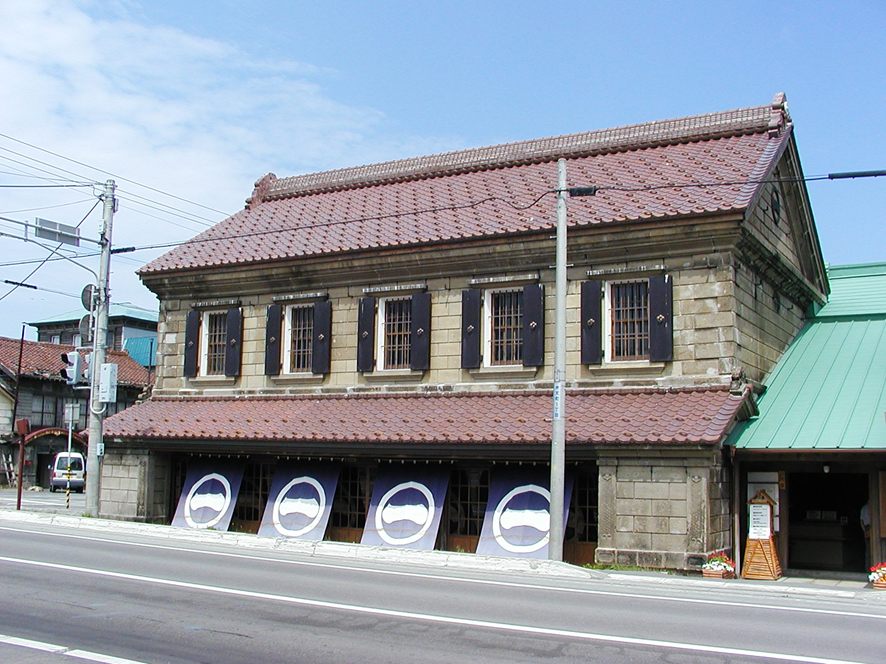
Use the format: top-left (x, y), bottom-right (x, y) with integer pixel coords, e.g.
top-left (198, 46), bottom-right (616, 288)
top-left (105, 386), bottom-right (749, 447)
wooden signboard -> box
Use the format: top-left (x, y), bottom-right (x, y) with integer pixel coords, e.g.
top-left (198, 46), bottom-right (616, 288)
top-left (741, 489), bottom-right (782, 580)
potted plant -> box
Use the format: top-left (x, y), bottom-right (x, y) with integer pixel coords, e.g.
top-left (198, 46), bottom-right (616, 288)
top-left (702, 551), bottom-right (736, 579)
top-left (869, 563), bottom-right (886, 590)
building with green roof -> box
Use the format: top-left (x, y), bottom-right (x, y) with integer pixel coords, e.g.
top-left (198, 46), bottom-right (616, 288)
top-left (29, 302), bottom-right (158, 367)
top-left (729, 262), bottom-right (886, 574)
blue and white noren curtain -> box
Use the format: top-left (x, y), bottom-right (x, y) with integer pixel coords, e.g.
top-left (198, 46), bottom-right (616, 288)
top-left (171, 459), bottom-right (245, 531)
top-left (258, 462), bottom-right (339, 539)
top-left (361, 465), bottom-right (448, 549)
top-left (476, 468), bottom-right (572, 559)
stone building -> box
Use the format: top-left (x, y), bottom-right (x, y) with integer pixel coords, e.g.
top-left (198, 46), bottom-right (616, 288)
top-left (102, 93), bottom-right (828, 570)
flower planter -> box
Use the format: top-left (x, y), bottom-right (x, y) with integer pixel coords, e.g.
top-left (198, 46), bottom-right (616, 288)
top-left (702, 569), bottom-right (735, 579)
top-left (873, 579), bottom-right (886, 590)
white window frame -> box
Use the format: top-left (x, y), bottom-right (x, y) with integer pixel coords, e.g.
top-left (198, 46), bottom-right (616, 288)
top-left (603, 279), bottom-right (650, 363)
top-left (199, 309), bottom-right (228, 376)
top-left (374, 296), bottom-right (412, 371)
top-left (282, 303), bottom-right (314, 374)
top-left (482, 287), bottom-right (523, 368)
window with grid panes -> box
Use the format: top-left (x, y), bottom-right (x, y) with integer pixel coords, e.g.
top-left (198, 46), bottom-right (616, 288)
top-left (330, 466), bottom-right (374, 529)
top-left (609, 281), bottom-right (649, 361)
top-left (169, 456), bottom-right (189, 520)
top-left (233, 461), bottom-right (274, 523)
top-left (203, 311), bottom-right (227, 375)
top-left (32, 394), bottom-right (58, 428)
top-left (568, 469), bottom-right (599, 543)
top-left (286, 305), bottom-right (314, 373)
top-left (447, 468), bottom-right (489, 537)
top-left (488, 289), bottom-right (522, 365)
top-left (380, 297), bottom-right (411, 370)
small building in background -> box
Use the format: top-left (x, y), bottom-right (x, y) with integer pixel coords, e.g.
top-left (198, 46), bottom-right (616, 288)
top-left (0, 336), bottom-right (151, 488)
top-left (29, 302), bottom-right (158, 359)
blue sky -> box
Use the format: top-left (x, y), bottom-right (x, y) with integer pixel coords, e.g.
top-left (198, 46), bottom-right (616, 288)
top-left (0, 0), bottom-right (883, 339)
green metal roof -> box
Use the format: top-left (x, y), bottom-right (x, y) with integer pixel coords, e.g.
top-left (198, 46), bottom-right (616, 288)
top-left (730, 263), bottom-right (886, 451)
top-left (29, 302), bottom-right (159, 326)
top-left (816, 262), bottom-right (886, 317)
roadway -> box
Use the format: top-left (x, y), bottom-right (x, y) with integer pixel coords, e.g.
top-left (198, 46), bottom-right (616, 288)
top-left (1, 511), bottom-right (885, 664)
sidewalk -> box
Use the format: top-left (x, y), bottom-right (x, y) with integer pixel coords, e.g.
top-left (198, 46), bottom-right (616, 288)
top-left (1, 506), bottom-right (883, 603)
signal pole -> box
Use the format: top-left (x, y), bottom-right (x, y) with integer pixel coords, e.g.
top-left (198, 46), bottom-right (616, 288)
top-left (85, 180), bottom-right (115, 517)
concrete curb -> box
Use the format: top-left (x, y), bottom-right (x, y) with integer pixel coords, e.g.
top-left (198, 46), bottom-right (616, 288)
top-left (4, 509), bottom-right (885, 602)
top-left (0, 509), bottom-right (596, 579)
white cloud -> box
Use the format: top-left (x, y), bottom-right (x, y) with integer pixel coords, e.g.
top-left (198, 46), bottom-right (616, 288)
top-left (0, 0), bottom-right (410, 339)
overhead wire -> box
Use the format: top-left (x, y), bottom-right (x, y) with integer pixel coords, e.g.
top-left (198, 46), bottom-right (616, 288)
top-left (0, 198), bottom-right (101, 302)
top-left (0, 131), bottom-right (232, 216)
top-left (0, 136), bottom-right (229, 234)
top-left (105, 171), bottom-right (842, 257)
top-left (0, 198), bottom-right (98, 216)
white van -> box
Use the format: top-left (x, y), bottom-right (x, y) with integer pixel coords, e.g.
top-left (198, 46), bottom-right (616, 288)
top-left (49, 452), bottom-right (86, 492)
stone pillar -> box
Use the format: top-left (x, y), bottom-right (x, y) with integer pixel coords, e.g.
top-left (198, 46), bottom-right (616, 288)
top-left (99, 448), bottom-right (170, 523)
top-left (594, 448), bottom-right (725, 570)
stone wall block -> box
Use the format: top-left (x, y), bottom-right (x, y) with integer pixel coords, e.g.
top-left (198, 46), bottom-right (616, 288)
top-left (652, 499), bottom-right (687, 518)
top-left (668, 517), bottom-right (689, 534)
top-left (651, 466), bottom-right (686, 483)
top-left (616, 466), bottom-right (652, 482)
top-left (634, 482), bottom-right (671, 500)
top-left (617, 498), bottom-right (652, 517)
top-left (635, 516), bottom-right (669, 534)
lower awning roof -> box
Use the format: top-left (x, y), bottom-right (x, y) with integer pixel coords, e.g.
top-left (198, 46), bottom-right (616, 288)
top-left (729, 316), bottom-right (886, 451)
top-left (104, 386), bottom-right (750, 452)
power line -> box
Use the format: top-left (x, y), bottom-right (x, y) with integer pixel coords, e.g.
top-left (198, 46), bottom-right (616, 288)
top-left (2, 279), bottom-right (80, 299)
top-left (116, 192), bottom-right (217, 228)
top-left (0, 199), bottom-right (100, 303)
top-left (0, 132), bottom-right (233, 216)
top-left (108, 169), bottom-right (885, 258)
top-left (0, 198), bottom-right (97, 216)
top-left (0, 147), bottom-right (95, 185)
top-left (0, 140), bottom-right (226, 232)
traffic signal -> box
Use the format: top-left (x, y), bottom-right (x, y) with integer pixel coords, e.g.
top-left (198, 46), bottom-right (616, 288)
top-left (60, 351), bottom-right (83, 385)
top-left (83, 351), bottom-right (93, 384)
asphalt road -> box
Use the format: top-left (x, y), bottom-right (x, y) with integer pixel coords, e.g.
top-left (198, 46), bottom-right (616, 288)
top-left (0, 487), bottom-right (86, 513)
top-left (1, 515), bottom-right (885, 664)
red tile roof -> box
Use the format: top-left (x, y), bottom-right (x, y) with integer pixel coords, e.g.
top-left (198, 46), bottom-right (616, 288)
top-left (141, 96), bottom-right (791, 275)
top-left (0, 336), bottom-right (151, 387)
top-left (104, 386), bottom-right (749, 447)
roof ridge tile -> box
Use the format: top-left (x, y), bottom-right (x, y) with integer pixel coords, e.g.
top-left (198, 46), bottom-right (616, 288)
top-left (251, 102), bottom-right (785, 203)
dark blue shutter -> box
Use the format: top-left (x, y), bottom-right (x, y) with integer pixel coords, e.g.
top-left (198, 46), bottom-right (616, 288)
top-left (312, 300), bottom-right (332, 375)
top-left (356, 297), bottom-right (376, 372)
top-left (581, 280), bottom-right (603, 365)
top-left (522, 284), bottom-right (544, 367)
top-left (410, 292), bottom-right (431, 371)
top-left (648, 274), bottom-right (673, 362)
top-left (224, 307), bottom-right (242, 377)
top-left (183, 310), bottom-right (200, 377)
top-left (265, 304), bottom-right (283, 376)
top-left (461, 289), bottom-right (482, 369)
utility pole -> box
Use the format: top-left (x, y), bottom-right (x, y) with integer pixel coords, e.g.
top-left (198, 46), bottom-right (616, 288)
top-left (85, 179), bottom-right (115, 517)
top-left (549, 159), bottom-right (568, 561)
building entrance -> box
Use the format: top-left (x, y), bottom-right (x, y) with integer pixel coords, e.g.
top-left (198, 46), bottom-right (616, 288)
top-left (787, 472), bottom-right (868, 573)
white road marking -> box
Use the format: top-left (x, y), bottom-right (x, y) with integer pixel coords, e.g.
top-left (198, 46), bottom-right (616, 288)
top-left (0, 634), bottom-right (149, 664)
top-left (2, 524), bottom-right (884, 622)
top-left (0, 555), bottom-right (876, 664)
